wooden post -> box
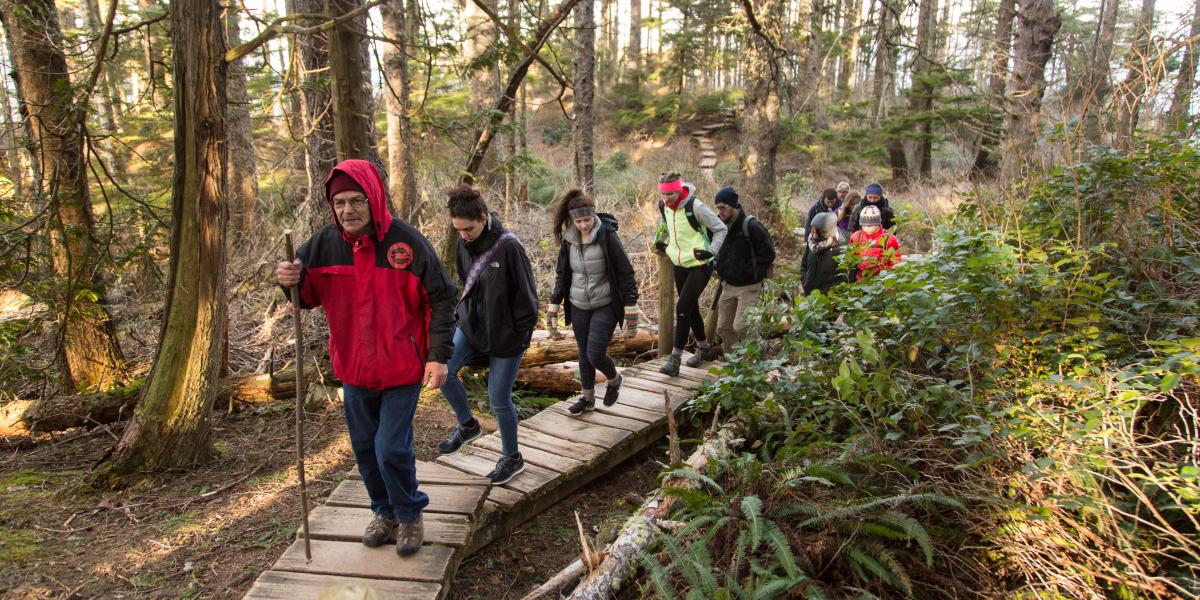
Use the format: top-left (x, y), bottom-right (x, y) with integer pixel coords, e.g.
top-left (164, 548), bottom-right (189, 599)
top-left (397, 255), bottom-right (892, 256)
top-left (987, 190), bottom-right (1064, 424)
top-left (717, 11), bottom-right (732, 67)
top-left (664, 390), bottom-right (680, 466)
top-left (657, 254), bottom-right (674, 356)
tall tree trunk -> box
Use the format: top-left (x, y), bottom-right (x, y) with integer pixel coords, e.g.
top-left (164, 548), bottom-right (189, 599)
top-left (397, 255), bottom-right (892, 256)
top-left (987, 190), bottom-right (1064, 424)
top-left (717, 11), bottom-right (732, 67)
top-left (911, 0), bottom-right (938, 180)
top-left (99, 0), bottom-right (227, 481)
top-left (1003, 0), bottom-right (1061, 172)
top-left (837, 0), bottom-right (860, 100)
top-left (1115, 0), bottom-right (1157, 142)
top-left (82, 0), bottom-right (126, 176)
top-left (382, 0), bottom-right (419, 219)
top-left (1, 0), bottom-right (125, 393)
top-left (1081, 0), bottom-right (1120, 143)
top-left (1168, 0), bottom-right (1200, 130)
top-left (802, 0), bottom-right (827, 111)
top-left (504, 0), bottom-right (519, 207)
top-left (626, 0), bottom-right (641, 83)
top-left (137, 0), bottom-right (168, 110)
top-left (871, 0), bottom-right (899, 123)
top-left (573, 0), bottom-right (596, 195)
top-left (327, 0), bottom-right (382, 166)
top-left (287, 0), bottom-right (337, 235)
top-left (739, 0), bottom-right (784, 215)
top-left (971, 0), bottom-right (1015, 179)
top-left (226, 3), bottom-right (260, 234)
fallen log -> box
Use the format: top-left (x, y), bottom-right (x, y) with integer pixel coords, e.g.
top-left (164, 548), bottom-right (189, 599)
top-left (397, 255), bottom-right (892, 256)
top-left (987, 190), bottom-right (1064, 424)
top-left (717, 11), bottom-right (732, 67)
top-left (525, 425), bottom-right (744, 600)
top-left (514, 362), bottom-right (606, 394)
top-left (521, 331), bottom-right (657, 368)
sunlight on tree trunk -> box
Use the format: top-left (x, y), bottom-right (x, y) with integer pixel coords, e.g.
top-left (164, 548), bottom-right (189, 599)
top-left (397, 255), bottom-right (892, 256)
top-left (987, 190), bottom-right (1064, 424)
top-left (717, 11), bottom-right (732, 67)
top-left (573, 0), bottom-right (596, 195)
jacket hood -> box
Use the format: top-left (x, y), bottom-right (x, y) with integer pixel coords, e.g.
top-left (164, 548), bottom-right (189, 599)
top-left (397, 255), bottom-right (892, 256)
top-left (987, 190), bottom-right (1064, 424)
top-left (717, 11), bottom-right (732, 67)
top-left (863, 195), bottom-right (891, 209)
top-left (565, 213), bottom-right (618, 246)
top-left (325, 159), bottom-right (392, 243)
top-left (465, 213), bottom-right (506, 255)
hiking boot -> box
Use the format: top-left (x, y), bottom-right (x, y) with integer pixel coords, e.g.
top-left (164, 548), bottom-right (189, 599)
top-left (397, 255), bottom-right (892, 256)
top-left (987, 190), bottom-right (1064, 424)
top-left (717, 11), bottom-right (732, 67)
top-left (567, 396), bottom-right (595, 416)
top-left (487, 453), bottom-right (525, 485)
top-left (436, 419), bottom-right (482, 455)
top-left (660, 354), bottom-right (681, 377)
top-left (396, 515), bottom-right (423, 556)
top-left (362, 513), bottom-right (398, 547)
top-left (686, 346), bottom-right (716, 368)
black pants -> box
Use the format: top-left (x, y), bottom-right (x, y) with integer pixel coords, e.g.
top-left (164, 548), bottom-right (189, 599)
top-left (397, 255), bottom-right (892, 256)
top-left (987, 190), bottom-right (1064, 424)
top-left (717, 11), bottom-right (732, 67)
top-left (570, 305), bottom-right (618, 390)
top-left (673, 264), bottom-right (712, 350)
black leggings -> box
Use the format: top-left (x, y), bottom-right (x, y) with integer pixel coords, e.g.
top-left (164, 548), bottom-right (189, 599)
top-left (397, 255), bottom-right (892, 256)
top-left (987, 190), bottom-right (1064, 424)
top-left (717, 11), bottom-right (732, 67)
top-left (673, 264), bottom-right (712, 350)
top-left (570, 306), bottom-right (618, 390)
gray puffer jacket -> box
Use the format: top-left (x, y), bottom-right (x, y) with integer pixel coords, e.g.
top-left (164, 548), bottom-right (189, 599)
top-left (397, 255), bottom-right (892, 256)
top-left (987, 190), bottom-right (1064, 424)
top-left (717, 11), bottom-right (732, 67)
top-left (565, 219), bottom-right (613, 310)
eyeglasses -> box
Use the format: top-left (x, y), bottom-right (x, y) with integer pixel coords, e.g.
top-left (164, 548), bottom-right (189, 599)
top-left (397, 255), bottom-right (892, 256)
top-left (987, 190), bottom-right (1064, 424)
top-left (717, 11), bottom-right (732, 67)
top-left (333, 196), bottom-right (368, 210)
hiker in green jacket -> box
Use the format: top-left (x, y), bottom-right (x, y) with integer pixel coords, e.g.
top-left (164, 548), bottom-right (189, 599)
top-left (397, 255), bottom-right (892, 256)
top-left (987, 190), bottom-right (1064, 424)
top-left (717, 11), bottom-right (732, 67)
top-left (653, 172), bottom-right (727, 376)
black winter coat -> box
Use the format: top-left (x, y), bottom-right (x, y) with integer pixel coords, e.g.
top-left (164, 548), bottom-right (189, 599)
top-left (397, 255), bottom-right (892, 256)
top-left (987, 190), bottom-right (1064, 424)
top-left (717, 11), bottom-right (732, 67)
top-left (714, 210), bottom-right (776, 286)
top-left (848, 197), bottom-right (896, 232)
top-left (800, 242), bottom-right (846, 296)
top-left (550, 214), bottom-right (639, 326)
top-left (805, 198), bottom-right (842, 231)
top-left (454, 215), bottom-right (539, 358)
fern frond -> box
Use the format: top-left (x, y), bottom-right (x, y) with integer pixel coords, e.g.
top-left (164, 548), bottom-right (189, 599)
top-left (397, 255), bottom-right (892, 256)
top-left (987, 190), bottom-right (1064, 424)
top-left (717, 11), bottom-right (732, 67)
top-left (878, 510), bottom-right (934, 566)
top-left (858, 522), bottom-right (908, 541)
top-left (662, 467), bottom-right (726, 494)
top-left (763, 521), bottom-right (800, 579)
top-left (638, 550), bottom-right (681, 600)
top-left (873, 544), bottom-right (913, 597)
top-left (847, 546), bottom-right (896, 589)
top-left (741, 495), bottom-right (765, 548)
top-left (663, 485), bottom-right (719, 513)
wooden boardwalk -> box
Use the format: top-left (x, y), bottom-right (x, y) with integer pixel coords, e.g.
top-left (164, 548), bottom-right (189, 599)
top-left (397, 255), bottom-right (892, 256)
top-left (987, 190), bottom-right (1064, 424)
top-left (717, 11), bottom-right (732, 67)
top-left (244, 353), bottom-right (718, 599)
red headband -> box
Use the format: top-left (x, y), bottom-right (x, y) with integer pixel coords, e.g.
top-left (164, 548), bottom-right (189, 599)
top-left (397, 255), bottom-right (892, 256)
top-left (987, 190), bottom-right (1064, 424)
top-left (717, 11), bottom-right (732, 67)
top-left (658, 179), bottom-right (683, 194)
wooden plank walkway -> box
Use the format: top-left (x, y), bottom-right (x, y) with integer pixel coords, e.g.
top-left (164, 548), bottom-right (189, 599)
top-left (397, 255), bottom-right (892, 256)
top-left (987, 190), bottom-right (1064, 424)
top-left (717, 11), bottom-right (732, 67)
top-left (244, 353), bottom-right (718, 599)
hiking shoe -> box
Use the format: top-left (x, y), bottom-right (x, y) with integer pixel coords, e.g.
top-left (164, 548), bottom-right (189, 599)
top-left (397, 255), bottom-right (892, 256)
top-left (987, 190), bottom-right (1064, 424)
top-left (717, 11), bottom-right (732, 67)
top-left (396, 515), bottom-right (423, 556)
top-left (602, 378), bottom-right (621, 407)
top-left (436, 419), bottom-right (482, 455)
top-left (660, 354), bottom-right (681, 376)
top-left (567, 396), bottom-right (595, 415)
top-left (686, 346), bottom-right (716, 368)
top-left (362, 513), bottom-right (398, 547)
top-left (487, 454), bottom-right (525, 485)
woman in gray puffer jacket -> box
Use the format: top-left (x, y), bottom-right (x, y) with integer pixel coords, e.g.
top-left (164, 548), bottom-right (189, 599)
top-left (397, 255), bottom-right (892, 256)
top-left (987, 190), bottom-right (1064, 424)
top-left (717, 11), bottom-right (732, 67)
top-left (546, 190), bottom-right (640, 416)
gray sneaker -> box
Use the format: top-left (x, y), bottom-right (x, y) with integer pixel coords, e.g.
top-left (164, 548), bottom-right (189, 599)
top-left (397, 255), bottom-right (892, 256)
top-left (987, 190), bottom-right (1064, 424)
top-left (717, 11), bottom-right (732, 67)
top-left (660, 353), bottom-right (681, 376)
top-left (396, 515), bottom-right (423, 556)
top-left (686, 346), bottom-right (715, 368)
top-left (363, 513), bottom-right (398, 547)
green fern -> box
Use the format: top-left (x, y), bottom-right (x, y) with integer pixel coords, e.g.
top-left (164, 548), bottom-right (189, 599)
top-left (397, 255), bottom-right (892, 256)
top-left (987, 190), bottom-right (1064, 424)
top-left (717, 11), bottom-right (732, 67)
top-left (661, 467), bottom-right (726, 493)
top-left (638, 550), bottom-right (681, 600)
top-left (877, 510), bottom-right (935, 566)
top-left (763, 521), bottom-right (800, 579)
top-left (741, 495), bottom-right (765, 548)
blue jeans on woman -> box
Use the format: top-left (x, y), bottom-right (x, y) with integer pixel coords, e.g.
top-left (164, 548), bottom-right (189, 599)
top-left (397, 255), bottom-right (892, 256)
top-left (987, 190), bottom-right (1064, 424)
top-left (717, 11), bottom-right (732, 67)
top-left (342, 383), bottom-right (428, 523)
top-left (440, 327), bottom-right (523, 457)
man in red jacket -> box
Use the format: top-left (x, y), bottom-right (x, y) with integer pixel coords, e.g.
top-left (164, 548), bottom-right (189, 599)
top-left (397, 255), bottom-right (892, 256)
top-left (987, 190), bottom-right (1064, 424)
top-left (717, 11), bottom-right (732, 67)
top-left (276, 159), bottom-right (456, 557)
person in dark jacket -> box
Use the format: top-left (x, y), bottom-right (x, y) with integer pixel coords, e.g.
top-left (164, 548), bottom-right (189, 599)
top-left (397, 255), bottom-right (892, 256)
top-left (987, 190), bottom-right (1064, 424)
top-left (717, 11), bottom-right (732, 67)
top-left (276, 159), bottom-right (456, 557)
top-left (712, 187), bottom-right (776, 349)
top-left (805, 188), bottom-right (842, 232)
top-left (546, 190), bottom-right (640, 415)
top-left (848, 182), bottom-right (895, 232)
top-left (801, 212), bottom-right (847, 296)
top-left (437, 184), bottom-right (538, 485)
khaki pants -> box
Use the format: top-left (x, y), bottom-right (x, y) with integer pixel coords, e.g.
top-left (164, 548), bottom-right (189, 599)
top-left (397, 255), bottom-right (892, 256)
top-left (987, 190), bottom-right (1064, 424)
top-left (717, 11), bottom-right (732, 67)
top-left (716, 281), bottom-right (762, 349)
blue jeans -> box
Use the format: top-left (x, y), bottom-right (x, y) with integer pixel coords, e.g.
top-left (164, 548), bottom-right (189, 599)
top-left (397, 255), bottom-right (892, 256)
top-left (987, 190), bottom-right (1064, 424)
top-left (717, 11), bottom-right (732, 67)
top-left (342, 383), bottom-right (428, 523)
top-left (441, 327), bottom-right (523, 457)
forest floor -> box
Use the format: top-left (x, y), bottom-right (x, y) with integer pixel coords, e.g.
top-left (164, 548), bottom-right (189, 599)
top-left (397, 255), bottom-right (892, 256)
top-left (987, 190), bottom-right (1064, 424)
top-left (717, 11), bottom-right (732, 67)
top-left (0, 392), bottom-right (668, 599)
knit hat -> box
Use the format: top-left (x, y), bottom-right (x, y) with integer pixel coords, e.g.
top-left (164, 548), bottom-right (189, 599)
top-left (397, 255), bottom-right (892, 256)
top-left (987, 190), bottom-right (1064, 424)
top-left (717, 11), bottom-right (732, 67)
top-left (714, 187), bottom-right (740, 209)
top-left (865, 183), bottom-right (883, 196)
top-left (328, 171), bottom-right (365, 200)
top-left (836, 181), bottom-right (850, 192)
top-left (860, 205), bottom-right (882, 227)
top-left (811, 212), bottom-right (839, 238)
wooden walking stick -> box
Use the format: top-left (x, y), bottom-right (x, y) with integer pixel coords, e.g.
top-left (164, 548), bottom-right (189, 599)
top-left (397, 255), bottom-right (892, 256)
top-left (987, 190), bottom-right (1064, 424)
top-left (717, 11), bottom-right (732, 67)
top-left (284, 230), bottom-right (312, 561)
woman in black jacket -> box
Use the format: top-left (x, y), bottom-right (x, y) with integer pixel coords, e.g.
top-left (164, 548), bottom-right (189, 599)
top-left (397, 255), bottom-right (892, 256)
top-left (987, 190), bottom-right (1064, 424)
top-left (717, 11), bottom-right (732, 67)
top-left (437, 185), bottom-right (538, 485)
top-left (801, 212), bottom-right (847, 296)
top-left (546, 190), bottom-right (640, 415)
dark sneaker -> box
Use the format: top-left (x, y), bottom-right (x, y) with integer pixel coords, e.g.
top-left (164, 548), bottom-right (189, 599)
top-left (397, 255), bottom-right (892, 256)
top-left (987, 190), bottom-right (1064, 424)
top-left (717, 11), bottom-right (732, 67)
top-left (567, 396), bottom-right (595, 415)
top-left (660, 354), bottom-right (681, 376)
top-left (602, 378), bottom-right (621, 407)
top-left (487, 454), bottom-right (525, 485)
top-left (396, 515), bottom-right (423, 556)
top-left (362, 513), bottom-right (398, 547)
top-left (686, 346), bottom-right (715, 368)
top-left (436, 419), bottom-right (482, 455)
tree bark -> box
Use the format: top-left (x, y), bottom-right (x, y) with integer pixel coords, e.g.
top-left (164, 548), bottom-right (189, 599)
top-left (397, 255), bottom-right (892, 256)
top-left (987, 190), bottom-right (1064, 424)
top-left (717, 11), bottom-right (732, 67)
top-left (1003, 0), bottom-right (1061, 173)
top-left (1, 0), bottom-right (126, 393)
top-left (625, 0), bottom-right (641, 83)
top-left (910, 0), bottom-right (938, 180)
top-left (327, 0), bottom-right (382, 167)
top-left (971, 0), bottom-right (1016, 180)
top-left (97, 0), bottom-right (228, 482)
top-left (1168, 0), bottom-right (1200, 130)
top-left (836, 0), bottom-right (861, 101)
top-left (738, 0), bottom-right (784, 215)
top-left (1115, 0), bottom-right (1157, 142)
top-left (82, 0), bottom-right (126, 176)
top-left (226, 3), bottom-right (260, 234)
top-left (1080, 0), bottom-right (1120, 143)
top-left (871, 0), bottom-right (899, 122)
top-left (521, 330), bottom-right (657, 367)
top-left (287, 0), bottom-right (338, 236)
top-left (573, 0), bottom-right (596, 195)
top-left (382, 0), bottom-right (419, 219)
top-left (136, 0), bottom-right (168, 110)
top-left (515, 362), bottom-right (608, 393)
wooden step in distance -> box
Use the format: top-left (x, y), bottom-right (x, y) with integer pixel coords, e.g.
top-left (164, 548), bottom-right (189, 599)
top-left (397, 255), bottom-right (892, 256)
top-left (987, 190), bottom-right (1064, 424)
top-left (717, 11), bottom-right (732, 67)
top-left (546, 401), bottom-right (650, 433)
top-left (471, 432), bottom-right (586, 475)
top-left (634, 361), bottom-right (714, 386)
top-left (326, 480), bottom-right (487, 517)
top-left (521, 408), bottom-right (632, 448)
top-left (699, 157), bottom-right (718, 168)
top-left (303, 505), bottom-right (472, 547)
top-left (436, 445), bottom-right (559, 496)
top-left (346, 460), bottom-right (491, 486)
top-left (617, 373), bottom-right (695, 398)
top-left (244, 571), bottom-right (441, 600)
top-left (512, 425), bottom-right (607, 463)
top-left (599, 384), bottom-right (688, 413)
top-left (588, 393), bottom-right (667, 423)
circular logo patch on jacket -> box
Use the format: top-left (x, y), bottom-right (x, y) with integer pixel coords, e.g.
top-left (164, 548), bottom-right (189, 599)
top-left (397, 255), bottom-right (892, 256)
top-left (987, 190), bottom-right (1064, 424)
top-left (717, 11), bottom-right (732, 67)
top-left (387, 242), bottom-right (414, 269)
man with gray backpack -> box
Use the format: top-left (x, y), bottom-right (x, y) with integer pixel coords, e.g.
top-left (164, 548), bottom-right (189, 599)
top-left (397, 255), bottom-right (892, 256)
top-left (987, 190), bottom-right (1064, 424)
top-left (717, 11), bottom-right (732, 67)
top-left (712, 187), bottom-right (776, 350)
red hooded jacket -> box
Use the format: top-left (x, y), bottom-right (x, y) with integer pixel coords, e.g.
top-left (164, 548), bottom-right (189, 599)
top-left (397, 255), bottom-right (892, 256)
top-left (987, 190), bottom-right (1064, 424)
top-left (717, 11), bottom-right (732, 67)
top-left (289, 160), bottom-right (457, 390)
top-left (849, 227), bottom-right (902, 281)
